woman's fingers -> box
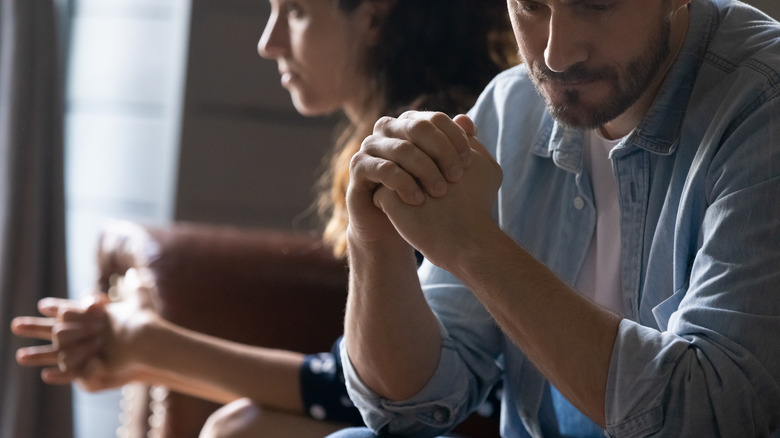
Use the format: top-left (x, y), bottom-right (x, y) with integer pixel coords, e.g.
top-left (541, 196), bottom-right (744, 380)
top-left (41, 367), bottom-right (75, 385)
top-left (12, 298), bottom-right (103, 342)
top-left (57, 337), bottom-right (102, 373)
top-left (52, 317), bottom-right (105, 353)
top-left (58, 305), bottom-right (104, 323)
top-left (11, 316), bottom-right (56, 341)
top-left (16, 344), bottom-right (58, 367)
top-left (38, 297), bottom-right (80, 318)
top-left (14, 295), bottom-right (111, 387)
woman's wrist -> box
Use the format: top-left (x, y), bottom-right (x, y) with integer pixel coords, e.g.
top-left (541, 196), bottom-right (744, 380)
top-left (109, 304), bottom-right (161, 370)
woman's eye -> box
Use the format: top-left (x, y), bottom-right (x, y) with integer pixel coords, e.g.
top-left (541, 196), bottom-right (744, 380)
top-left (282, 2), bottom-right (304, 18)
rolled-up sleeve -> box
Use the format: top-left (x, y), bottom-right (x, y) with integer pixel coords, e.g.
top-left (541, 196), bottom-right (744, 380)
top-left (341, 261), bottom-right (503, 437)
top-left (605, 100), bottom-right (780, 436)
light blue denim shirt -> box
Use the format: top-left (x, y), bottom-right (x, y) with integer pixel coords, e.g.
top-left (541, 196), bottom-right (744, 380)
top-left (341, 0), bottom-right (780, 436)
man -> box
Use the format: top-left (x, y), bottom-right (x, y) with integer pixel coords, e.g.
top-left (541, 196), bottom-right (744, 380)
top-left (333, 0), bottom-right (780, 436)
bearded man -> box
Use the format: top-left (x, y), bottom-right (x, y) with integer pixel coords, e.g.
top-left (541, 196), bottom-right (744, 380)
top-left (333, 0), bottom-right (780, 437)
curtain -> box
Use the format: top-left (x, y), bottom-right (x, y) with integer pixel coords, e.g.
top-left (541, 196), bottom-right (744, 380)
top-left (0, 0), bottom-right (72, 437)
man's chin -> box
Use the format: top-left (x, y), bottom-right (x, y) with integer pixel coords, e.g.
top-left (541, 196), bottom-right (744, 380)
top-left (546, 104), bottom-right (601, 130)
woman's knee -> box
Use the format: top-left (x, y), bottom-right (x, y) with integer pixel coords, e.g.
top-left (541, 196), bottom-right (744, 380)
top-left (199, 398), bottom-right (261, 438)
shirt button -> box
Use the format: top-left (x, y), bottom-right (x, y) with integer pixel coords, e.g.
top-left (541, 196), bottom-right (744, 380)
top-left (573, 197), bottom-right (585, 210)
top-left (309, 404), bottom-right (327, 420)
top-left (433, 408), bottom-right (450, 423)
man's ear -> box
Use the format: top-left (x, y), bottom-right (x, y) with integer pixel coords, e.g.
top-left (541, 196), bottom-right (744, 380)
top-left (359, 0), bottom-right (396, 47)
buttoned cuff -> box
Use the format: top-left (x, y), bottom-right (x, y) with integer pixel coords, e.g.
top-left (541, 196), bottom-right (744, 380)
top-left (340, 330), bottom-right (473, 437)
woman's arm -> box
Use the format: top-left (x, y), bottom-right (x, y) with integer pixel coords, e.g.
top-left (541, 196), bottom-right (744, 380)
top-left (13, 293), bottom-right (307, 414)
top-left (129, 311), bottom-right (306, 412)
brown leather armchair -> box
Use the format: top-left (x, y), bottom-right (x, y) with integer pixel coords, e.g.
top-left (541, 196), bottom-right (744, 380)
top-left (96, 220), bottom-right (499, 438)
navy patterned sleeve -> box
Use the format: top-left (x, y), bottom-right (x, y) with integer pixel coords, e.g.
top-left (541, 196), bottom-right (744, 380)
top-left (300, 337), bottom-right (365, 425)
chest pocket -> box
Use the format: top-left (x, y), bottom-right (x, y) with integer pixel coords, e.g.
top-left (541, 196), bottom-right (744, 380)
top-left (651, 281), bottom-right (689, 331)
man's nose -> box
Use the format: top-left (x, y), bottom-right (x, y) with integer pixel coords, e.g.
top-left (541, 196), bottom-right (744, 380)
top-left (544, 12), bottom-right (588, 73)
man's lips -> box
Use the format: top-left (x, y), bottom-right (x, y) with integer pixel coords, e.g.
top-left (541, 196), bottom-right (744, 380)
top-left (540, 77), bottom-right (601, 91)
top-left (538, 73), bottom-right (603, 87)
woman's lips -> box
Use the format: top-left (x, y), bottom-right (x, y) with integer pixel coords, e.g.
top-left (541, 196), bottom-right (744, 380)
top-left (280, 71), bottom-right (294, 87)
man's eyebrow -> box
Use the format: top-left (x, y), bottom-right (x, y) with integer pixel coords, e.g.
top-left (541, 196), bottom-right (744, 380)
top-left (560, 0), bottom-right (607, 6)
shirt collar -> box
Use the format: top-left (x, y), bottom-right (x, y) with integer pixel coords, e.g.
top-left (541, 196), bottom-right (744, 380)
top-left (532, 0), bottom-right (718, 169)
top-left (627, 0), bottom-right (718, 156)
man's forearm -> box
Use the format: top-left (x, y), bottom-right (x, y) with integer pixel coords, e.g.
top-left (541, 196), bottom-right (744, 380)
top-left (344, 233), bottom-right (442, 401)
top-left (451, 225), bottom-right (621, 426)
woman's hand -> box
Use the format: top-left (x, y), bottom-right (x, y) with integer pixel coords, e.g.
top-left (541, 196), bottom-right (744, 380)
top-left (12, 296), bottom-right (98, 385)
top-left (13, 268), bottom-right (160, 392)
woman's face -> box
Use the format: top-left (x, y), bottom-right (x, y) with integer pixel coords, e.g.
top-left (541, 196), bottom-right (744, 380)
top-left (258, 0), bottom-right (374, 118)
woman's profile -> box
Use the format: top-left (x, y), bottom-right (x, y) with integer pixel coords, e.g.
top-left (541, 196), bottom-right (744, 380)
top-left (12, 0), bottom-right (517, 436)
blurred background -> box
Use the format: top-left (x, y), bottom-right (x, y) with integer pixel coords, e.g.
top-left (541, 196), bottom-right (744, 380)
top-left (1, 0), bottom-right (778, 437)
top-left (64, 0), bottom-right (336, 437)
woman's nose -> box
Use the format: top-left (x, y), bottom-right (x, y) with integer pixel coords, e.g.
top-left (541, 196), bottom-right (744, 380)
top-left (257, 11), bottom-right (288, 59)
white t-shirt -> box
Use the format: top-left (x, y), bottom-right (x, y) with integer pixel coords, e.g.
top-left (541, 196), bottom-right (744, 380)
top-left (575, 129), bottom-right (626, 316)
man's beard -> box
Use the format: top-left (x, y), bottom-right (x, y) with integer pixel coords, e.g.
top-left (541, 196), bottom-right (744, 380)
top-left (529, 15), bottom-right (672, 130)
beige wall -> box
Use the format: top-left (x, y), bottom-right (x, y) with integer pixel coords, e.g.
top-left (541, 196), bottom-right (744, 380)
top-left (174, 0), bottom-right (337, 231)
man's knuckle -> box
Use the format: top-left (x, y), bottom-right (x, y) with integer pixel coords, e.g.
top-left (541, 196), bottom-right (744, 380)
top-left (359, 134), bottom-right (376, 151)
top-left (391, 139), bottom-right (415, 155)
top-left (429, 111), bottom-right (449, 124)
top-left (349, 150), bottom-right (372, 173)
top-left (375, 159), bottom-right (397, 176)
top-left (408, 118), bottom-right (435, 137)
top-left (374, 116), bottom-right (395, 132)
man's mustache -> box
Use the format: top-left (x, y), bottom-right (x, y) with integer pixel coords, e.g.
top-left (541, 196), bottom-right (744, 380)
top-left (532, 63), bottom-right (617, 84)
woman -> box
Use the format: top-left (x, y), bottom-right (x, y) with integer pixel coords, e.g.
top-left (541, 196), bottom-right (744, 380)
top-left (12, 0), bottom-right (517, 436)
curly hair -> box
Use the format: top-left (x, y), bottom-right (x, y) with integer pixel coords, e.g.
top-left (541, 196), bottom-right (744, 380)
top-left (318, 0), bottom-right (518, 256)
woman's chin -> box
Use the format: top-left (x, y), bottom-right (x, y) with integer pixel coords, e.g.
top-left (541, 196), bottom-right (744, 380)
top-left (291, 99), bottom-right (337, 118)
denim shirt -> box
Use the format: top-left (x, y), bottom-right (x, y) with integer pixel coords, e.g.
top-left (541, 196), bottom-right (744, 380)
top-left (341, 0), bottom-right (780, 436)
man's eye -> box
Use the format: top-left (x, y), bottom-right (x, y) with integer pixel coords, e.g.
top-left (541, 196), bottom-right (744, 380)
top-left (582, 2), bottom-right (615, 12)
top-left (515, 0), bottom-right (544, 13)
